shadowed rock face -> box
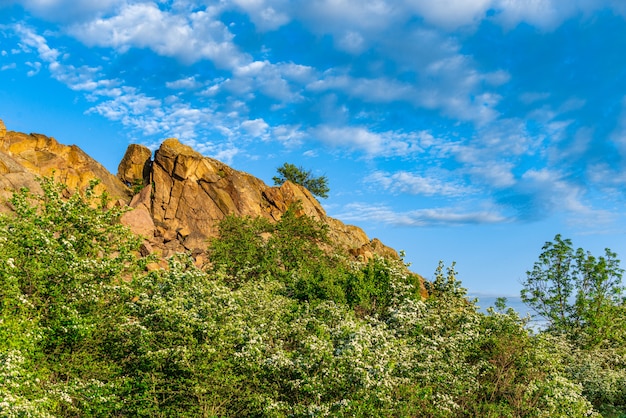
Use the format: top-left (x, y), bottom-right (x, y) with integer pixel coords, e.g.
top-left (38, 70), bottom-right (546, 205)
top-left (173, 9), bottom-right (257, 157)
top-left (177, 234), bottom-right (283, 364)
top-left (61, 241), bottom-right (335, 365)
top-left (0, 118), bottom-right (399, 264)
top-left (117, 143), bottom-right (152, 186)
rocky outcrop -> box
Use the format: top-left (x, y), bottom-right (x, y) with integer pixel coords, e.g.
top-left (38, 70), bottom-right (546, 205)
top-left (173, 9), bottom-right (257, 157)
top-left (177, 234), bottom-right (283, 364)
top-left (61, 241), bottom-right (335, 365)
top-left (0, 118), bottom-right (398, 264)
top-left (117, 144), bottom-right (152, 186)
top-left (0, 120), bottom-right (131, 211)
top-left (138, 138), bottom-right (396, 260)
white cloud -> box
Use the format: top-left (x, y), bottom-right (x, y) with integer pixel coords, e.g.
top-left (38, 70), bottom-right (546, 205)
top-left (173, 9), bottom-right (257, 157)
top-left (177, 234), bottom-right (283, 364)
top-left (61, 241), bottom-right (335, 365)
top-left (336, 30), bottom-right (366, 53)
top-left (313, 125), bottom-right (382, 154)
top-left (25, 61), bottom-right (41, 76)
top-left (230, 0), bottom-right (291, 30)
top-left (224, 60), bottom-right (315, 102)
top-left (404, 0), bottom-right (493, 29)
top-left (308, 74), bottom-right (414, 103)
top-left (492, 167), bottom-right (612, 224)
top-left (493, 0), bottom-right (579, 30)
top-left (13, 24), bottom-right (121, 93)
top-left (49, 61), bottom-right (115, 91)
top-left (467, 161), bottom-right (516, 188)
top-left (241, 118), bottom-right (269, 137)
top-left (14, 23), bottom-right (60, 62)
top-left (311, 125), bottom-right (426, 157)
top-left (212, 146), bottom-right (240, 165)
top-left (166, 76), bottom-right (202, 90)
top-left (334, 202), bottom-right (508, 226)
top-left (298, 0), bottom-right (396, 33)
top-left (272, 124), bottom-right (306, 146)
top-left (69, 3), bottom-right (248, 68)
top-left (368, 170), bottom-right (473, 197)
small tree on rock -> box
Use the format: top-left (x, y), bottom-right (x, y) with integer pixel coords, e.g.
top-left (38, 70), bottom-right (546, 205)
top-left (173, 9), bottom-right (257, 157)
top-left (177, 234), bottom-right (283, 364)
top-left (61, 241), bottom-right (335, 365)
top-left (273, 163), bottom-right (329, 199)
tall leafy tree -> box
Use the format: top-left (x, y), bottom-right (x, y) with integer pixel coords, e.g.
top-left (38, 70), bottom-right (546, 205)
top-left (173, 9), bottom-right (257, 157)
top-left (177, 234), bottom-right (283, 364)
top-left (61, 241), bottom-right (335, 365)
top-left (273, 162), bottom-right (329, 198)
top-left (521, 234), bottom-right (625, 348)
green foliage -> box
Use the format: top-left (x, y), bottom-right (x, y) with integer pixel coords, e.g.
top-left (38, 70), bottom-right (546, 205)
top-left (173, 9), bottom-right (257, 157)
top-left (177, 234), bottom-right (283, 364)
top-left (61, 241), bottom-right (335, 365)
top-left (522, 234), bottom-right (626, 415)
top-left (273, 162), bottom-right (330, 198)
top-left (521, 234), bottom-right (625, 348)
top-left (345, 255), bottom-right (422, 318)
top-left (208, 205), bottom-right (421, 315)
top-left (386, 261), bottom-right (595, 417)
top-left (1, 180), bottom-right (619, 417)
top-left (0, 177), bottom-right (142, 416)
top-left (208, 202), bottom-right (358, 308)
top-left (566, 346), bottom-right (626, 416)
top-left (107, 255), bottom-right (266, 417)
top-left (207, 214), bottom-right (273, 285)
top-left (130, 178), bottom-right (145, 194)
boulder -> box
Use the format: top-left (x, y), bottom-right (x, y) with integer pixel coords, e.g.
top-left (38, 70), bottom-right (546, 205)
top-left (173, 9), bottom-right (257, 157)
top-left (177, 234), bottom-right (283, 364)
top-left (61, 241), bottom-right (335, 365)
top-left (117, 143), bottom-right (152, 186)
top-left (120, 184), bottom-right (155, 238)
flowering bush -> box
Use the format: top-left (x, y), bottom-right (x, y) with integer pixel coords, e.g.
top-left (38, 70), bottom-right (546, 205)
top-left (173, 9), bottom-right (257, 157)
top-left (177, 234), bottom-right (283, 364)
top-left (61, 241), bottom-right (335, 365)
top-left (0, 179), bottom-right (615, 416)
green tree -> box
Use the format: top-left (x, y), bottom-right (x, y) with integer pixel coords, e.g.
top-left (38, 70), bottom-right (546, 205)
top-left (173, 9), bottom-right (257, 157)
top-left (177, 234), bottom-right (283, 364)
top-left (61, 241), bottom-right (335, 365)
top-left (273, 162), bottom-right (329, 198)
top-left (521, 234), bottom-right (625, 348)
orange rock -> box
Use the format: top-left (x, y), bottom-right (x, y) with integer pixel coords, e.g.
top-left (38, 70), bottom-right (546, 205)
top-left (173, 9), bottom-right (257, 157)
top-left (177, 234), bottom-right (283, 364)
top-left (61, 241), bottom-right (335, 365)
top-left (0, 120), bottom-right (401, 270)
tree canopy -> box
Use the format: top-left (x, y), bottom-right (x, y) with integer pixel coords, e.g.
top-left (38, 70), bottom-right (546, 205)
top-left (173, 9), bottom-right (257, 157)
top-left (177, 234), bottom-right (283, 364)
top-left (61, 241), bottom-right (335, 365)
top-left (521, 234), bottom-right (625, 348)
top-left (273, 162), bottom-right (329, 198)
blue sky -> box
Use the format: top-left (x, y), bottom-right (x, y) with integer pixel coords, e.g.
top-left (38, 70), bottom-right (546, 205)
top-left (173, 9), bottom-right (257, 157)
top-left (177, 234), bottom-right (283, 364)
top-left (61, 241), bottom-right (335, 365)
top-left (2, 0), bottom-right (626, 297)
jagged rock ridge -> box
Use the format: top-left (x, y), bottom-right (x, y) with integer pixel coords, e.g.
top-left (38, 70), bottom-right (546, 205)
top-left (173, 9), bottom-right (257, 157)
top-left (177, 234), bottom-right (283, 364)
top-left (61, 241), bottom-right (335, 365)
top-left (119, 137), bottom-right (399, 262)
top-left (0, 118), bottom-right (398, 265)
top-left (0, 119), bottom-right (131, 210)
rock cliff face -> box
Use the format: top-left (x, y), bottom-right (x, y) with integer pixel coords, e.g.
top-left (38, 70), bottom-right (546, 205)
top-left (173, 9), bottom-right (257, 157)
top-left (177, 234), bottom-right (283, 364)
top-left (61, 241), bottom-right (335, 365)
top-left (118, 138), bottom-right (399, 261)
top-left (0, 118), bottom-right (398, 264)
top-left (0, 121), bottom-right (130, 211)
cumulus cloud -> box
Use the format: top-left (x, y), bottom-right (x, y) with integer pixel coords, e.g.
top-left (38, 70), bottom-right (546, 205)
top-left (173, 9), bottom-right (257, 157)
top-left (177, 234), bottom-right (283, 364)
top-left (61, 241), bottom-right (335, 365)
top-left (493, 167), bottom-right (605, 223)
top-left (25, 61), bottom-right (41, 76)
top-left (230, 0), bottom-right (291, 30)
top-left (493, 0), bottom-right (581, 30)
top-left (241, 118), bottom-right (269, 137)
top-left (68, 3), bottom-right (248, 68)
top-left (8, 0), bottom-right (626, 230)
top-left (308, 74), bottom-right (414, 103)
top-left (226, 60), bottom-right (315, 102)
top-left (14, 24), bottom-right (60, 62)
top-left (12, 24), bottom-right (121, 92)
top-left (297, 0), bottom-right (397, 34)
